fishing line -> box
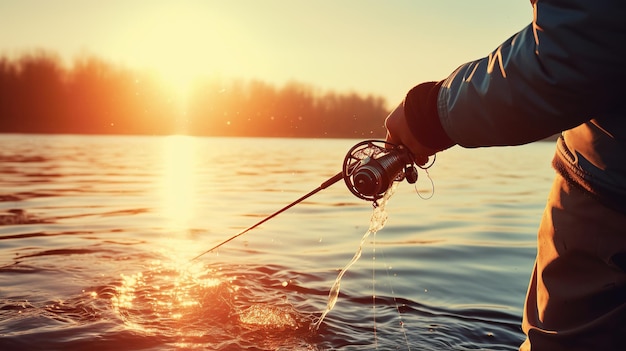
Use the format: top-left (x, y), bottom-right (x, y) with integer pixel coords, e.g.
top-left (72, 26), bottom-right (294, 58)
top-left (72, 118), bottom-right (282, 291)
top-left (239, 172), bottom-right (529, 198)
top-left (312, 182), bottom-right (397, 331)
top-left (372, 232), bottom-right (378, 349)
top-left (377, 243), bottom-right (412, 350)
top-left (415, 168), bottom-right (435, 200)
top-left (415, 154), bottom-right (436, 200)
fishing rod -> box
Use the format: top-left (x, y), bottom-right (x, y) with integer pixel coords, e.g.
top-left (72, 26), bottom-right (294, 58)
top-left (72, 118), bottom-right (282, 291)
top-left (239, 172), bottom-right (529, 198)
top-left (190, 139), bottom-right (424, 261)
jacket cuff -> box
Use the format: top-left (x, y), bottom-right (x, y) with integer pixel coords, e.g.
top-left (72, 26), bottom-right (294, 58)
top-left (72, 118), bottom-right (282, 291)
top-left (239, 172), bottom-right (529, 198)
top-left (403, 81), bottom-right (455, 151)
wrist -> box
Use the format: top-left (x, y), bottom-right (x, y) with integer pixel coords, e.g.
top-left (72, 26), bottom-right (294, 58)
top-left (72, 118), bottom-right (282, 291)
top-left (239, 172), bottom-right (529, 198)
top-left (403, 81), bottom-right (455, 152)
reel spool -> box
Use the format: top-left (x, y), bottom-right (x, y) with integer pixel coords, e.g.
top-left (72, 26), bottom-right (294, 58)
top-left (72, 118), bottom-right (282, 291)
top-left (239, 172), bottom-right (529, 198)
top-left (342, 140), bottom-right (418, 202)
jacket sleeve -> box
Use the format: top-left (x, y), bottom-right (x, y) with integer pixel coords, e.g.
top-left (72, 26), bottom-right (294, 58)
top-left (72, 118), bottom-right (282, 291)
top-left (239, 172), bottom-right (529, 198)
top-left (438, 0), bottom-right (626, 148)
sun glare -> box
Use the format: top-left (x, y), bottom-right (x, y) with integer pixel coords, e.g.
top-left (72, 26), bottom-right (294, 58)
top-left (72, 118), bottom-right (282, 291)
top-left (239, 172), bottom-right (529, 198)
top-left (119, 4), bottom-right (254, 103)
top-left (160, 135), bottom-right (199, 229)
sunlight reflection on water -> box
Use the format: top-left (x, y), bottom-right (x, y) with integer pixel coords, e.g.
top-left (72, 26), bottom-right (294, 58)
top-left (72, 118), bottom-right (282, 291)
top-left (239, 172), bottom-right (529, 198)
top-left (159, 135), bottom-right (200, 229)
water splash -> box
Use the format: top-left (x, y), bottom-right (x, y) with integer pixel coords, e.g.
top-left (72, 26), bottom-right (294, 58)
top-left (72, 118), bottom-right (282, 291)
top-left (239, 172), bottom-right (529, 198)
top-left (312, 182), bottom-right (397, 330)
top-left (238, 303), bottom-right (300, 331)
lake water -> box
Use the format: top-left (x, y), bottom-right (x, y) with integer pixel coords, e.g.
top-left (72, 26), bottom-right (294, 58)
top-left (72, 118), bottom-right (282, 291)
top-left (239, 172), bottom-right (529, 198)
top-left (0, 134), bottom-right (556, 350)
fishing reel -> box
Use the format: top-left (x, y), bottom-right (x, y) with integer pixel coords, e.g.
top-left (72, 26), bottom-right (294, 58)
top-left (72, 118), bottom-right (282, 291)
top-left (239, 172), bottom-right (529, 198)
top-left (342, 140), bottom-right (419, 202)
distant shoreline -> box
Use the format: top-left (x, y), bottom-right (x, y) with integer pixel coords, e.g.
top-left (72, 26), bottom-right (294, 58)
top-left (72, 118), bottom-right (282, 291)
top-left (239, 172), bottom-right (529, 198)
top-left (1, 131), bottom-right (561, 142)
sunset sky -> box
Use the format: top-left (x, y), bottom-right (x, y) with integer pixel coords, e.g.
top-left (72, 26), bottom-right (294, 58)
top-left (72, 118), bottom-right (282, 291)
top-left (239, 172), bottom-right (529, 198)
top-left (2, 0), bottom-right (530, 105)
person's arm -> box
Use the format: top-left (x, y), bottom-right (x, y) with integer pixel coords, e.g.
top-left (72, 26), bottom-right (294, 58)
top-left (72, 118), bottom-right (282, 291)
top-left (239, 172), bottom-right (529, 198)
top-left (388, 0), bottom-right (626, 157)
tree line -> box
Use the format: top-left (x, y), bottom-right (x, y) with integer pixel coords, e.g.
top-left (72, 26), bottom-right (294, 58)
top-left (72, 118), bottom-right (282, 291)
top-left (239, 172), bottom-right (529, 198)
top-left (0, 51), bottom-right (390, 138)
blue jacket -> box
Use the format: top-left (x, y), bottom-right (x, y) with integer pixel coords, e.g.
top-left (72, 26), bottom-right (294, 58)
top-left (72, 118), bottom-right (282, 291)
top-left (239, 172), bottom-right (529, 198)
top-left (437, 0), bottom-right (626, 213)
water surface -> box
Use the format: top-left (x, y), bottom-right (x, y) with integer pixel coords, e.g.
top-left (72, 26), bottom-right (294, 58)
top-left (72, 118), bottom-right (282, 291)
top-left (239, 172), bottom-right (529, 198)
top-left (0, 134), bottom-right (556, 350)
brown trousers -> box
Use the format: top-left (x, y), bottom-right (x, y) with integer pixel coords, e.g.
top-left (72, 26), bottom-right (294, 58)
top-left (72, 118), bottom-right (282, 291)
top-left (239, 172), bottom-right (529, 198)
top-left (520, 174), bottom-right (626, 350)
